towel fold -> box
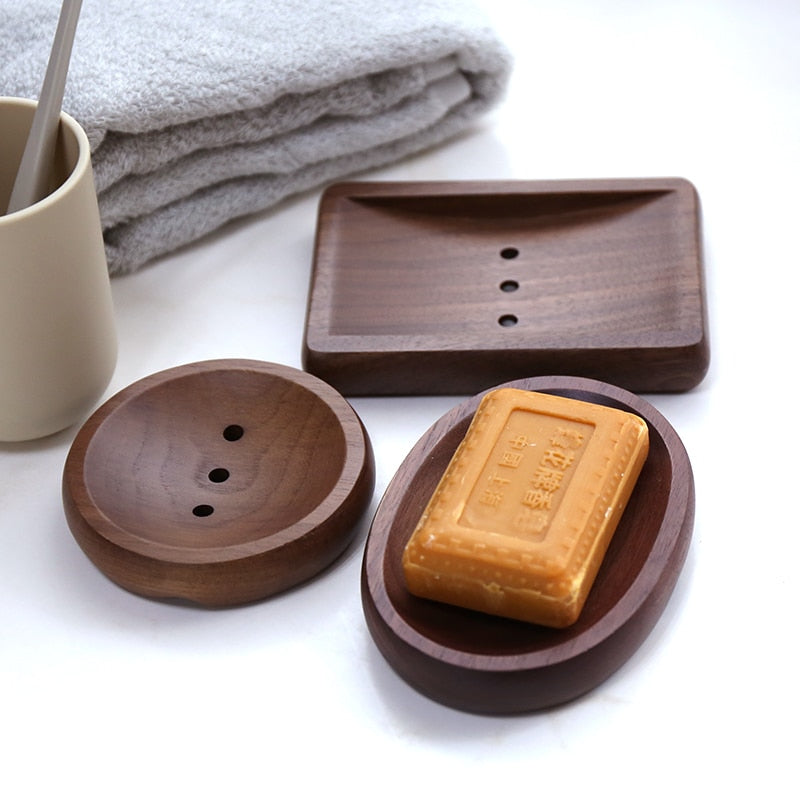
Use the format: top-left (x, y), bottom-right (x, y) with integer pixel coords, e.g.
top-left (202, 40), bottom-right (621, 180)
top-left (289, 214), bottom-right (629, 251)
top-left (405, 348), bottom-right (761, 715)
top-left (1, 0), bottom-right (511, 273)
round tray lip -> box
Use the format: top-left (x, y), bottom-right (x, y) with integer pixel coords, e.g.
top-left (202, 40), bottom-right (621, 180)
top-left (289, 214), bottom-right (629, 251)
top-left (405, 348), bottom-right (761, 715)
top-left (64, 358), bottom-right (372, 566)
top-left (362, 375), bottom-right (693, 684)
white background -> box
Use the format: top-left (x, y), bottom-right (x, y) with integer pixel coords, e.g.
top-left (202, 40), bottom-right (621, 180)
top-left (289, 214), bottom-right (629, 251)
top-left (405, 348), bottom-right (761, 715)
top-left (2, 1), bottom-right (798, 797)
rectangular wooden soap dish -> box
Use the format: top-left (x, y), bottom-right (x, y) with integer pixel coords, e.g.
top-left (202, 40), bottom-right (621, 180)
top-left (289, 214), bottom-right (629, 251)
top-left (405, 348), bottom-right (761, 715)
top-left (302, 178), bottom-right (709, 395)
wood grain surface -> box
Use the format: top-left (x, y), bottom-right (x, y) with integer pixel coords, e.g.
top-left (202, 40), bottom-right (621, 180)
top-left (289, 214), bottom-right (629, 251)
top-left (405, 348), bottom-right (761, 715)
top-left (361, 376), bottom-right (694, 714)
top-left (303, 179), bottom-right (709, 395)
top-left (62, 359), bottom-right (374, 606)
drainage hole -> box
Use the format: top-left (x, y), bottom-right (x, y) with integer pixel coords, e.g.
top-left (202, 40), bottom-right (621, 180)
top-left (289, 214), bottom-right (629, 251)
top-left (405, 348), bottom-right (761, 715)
top-left (500, 279), bottom-right (519, 293)
top-left (193, 504), bottom-right (215, 517)
top-left (500, 247), bottom-right (519, 260)
top-left (208, 468), bottom-right (230, 483)
top-left (223, 424), bottom-right (244, 441)
top-left (498, 314), bottom-right (519, 327)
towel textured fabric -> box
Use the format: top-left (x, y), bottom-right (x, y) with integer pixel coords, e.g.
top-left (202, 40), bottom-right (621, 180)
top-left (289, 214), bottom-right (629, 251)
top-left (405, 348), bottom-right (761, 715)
top-left (1, 0), bottom-right (511, 273)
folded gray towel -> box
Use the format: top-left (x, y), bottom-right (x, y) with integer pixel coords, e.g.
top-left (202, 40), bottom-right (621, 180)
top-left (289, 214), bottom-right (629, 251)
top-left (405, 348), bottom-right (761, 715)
top-left (1, 0), bottom-right (511, 273)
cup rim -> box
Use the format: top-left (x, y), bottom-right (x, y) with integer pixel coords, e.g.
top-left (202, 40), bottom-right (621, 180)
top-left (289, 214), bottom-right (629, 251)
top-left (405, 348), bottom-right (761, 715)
top-left (0, 95), bottom-right (91, 223)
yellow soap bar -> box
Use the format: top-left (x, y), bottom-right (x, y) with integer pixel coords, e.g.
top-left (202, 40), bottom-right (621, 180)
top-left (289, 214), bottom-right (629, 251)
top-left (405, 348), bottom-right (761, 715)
top-left (402, 388), bottom-right (649, 628)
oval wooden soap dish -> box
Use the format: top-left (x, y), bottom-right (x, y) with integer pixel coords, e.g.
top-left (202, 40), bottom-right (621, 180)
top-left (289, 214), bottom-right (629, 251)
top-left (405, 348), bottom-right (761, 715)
top-left (361, 376), bottom-right (694, 714)
top-left (63, 359), bottom-right (374, 606)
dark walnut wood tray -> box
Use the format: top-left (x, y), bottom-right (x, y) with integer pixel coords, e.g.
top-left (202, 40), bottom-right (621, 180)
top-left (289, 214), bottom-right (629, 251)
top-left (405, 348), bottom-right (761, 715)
top-left (361, 376), bottom-right (694, 714)
top-left (62, 360), bottom-right (374, 607)
top-left (303, 179), bottom-right (709, 395)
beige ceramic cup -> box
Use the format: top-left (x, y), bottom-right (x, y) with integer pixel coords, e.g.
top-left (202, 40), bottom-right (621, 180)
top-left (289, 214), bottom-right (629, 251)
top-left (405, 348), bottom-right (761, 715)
top-left (1, 97), bottom-right (117, 441)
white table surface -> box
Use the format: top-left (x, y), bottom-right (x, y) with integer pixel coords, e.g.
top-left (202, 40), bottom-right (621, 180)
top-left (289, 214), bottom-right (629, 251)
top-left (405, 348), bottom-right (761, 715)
top-left (3, 1), bottom-right (798, 796)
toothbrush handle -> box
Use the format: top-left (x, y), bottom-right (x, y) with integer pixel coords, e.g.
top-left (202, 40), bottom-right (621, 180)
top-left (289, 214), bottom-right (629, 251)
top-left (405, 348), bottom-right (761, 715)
top-left (6, 0), bottom-right (83, 214)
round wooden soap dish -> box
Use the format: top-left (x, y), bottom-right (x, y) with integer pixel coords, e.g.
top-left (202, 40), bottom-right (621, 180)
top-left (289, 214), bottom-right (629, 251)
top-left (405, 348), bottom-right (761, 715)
top-left (63, 360), bottom-right (374, 606)
top-left (361, 376), bottom-right (694, 714)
